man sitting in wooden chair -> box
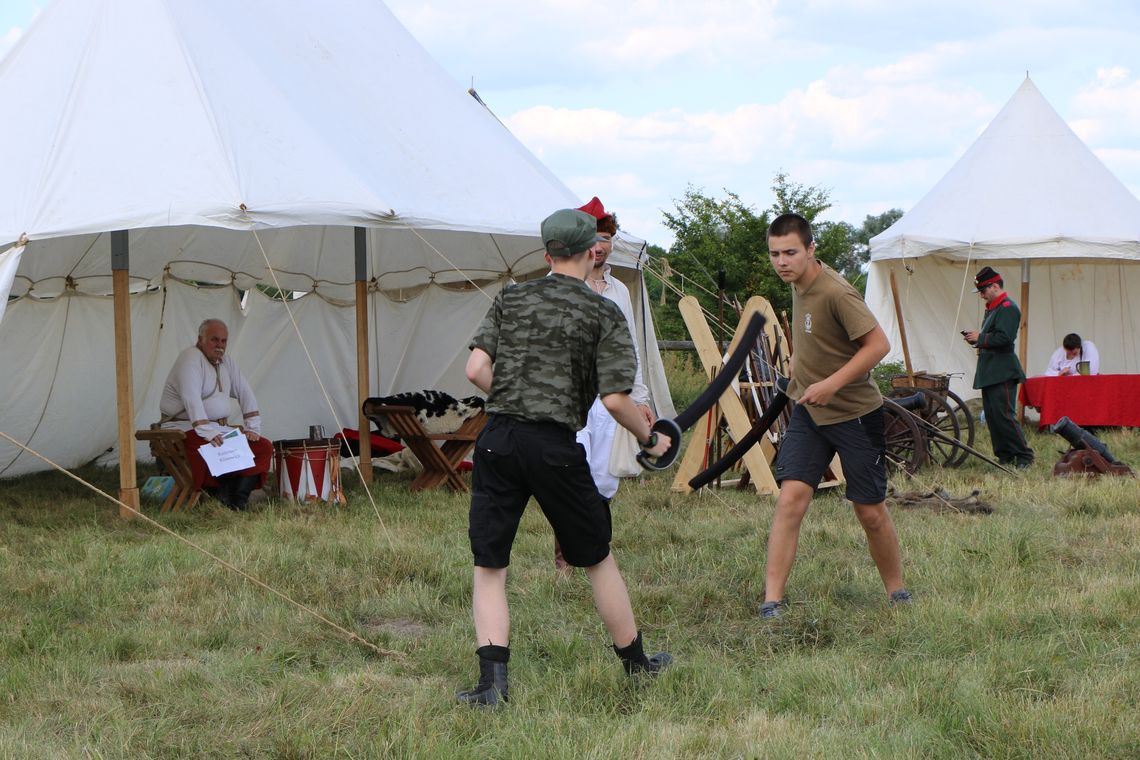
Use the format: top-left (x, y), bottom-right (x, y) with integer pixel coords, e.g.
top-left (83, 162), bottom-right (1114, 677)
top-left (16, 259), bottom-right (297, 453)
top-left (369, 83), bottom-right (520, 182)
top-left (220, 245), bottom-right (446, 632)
top-left (157, 318), bottom-right (273, 510)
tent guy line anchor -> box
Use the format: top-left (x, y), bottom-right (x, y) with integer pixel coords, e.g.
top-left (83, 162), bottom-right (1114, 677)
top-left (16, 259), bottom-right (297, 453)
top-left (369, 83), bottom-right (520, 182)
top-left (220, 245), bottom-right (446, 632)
top-left (0, 429), bottom-right (400, 660)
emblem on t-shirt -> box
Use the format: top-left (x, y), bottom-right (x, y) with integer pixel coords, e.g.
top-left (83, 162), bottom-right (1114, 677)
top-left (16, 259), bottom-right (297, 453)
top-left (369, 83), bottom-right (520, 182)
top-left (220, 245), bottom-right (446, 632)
top-left (804, 313), bottom-right (813, 334)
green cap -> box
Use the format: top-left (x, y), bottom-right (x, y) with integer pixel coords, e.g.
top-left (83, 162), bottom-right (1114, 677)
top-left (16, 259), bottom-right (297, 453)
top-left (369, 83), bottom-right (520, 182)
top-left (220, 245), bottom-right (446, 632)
top-left (541, 209), bottom-right (600, 257)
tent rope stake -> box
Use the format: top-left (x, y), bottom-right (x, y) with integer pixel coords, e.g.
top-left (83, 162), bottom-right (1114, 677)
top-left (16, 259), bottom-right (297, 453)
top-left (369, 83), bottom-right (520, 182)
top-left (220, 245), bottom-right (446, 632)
top-left (0, 429), bottom-right (400, 660)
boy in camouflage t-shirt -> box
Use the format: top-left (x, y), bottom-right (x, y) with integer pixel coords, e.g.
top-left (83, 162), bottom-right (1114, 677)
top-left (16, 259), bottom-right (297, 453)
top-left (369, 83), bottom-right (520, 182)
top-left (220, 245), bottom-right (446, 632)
top-left (760, 213), bottom-right (911, 620)
top-left (456, 209), bottom-right (673, 707)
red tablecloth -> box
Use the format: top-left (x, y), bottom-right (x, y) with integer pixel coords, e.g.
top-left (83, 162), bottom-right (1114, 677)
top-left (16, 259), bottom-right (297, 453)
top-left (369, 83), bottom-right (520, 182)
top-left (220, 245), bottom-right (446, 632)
top-left (1019, 375), bottom-right (1140, 428)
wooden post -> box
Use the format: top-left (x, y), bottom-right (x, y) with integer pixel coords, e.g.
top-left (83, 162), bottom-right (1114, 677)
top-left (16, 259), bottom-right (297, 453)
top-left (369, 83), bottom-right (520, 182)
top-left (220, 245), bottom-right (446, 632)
top-left (889, 269), bottom-right (915, 385)
top-left (355, 227), bottom-right (373, 483)
top-left (1018, 260), bottom-right (1030, 420)
top-left (111, 231), bottom-right (139, 519)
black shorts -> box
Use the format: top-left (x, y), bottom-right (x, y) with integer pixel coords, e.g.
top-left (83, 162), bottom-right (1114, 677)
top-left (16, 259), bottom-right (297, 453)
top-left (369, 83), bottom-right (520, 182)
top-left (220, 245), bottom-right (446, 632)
top-left (469, 414), bottom-right (612, 568)
top-left (774, 403), bottom-right (888, 504)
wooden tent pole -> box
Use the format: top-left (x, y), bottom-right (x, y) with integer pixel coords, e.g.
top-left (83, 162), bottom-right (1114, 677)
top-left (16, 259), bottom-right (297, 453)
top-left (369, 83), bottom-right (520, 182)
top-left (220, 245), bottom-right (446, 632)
top-left (1018, 260), bottom-right (1030, 420)
top-left (354, 227), bottom-right (373, 483)
top-left (888, 269), bottom-right (916, 385)
top-left (111, 231), bottom-right (139, 519)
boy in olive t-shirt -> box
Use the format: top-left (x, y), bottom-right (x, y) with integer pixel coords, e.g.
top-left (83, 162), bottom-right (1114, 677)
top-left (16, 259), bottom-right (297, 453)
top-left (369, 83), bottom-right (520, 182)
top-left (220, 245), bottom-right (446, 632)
top-left (760, 213), bottom-right (911, 619)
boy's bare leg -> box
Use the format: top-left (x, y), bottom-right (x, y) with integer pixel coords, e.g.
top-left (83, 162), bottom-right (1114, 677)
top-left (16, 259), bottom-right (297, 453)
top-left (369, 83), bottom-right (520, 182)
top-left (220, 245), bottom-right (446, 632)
top-left (472, 566), bottom-right (509, 646)
top-left (853, 501), bottom-right (905, 595)
top-left (764, 480), bottom-right (814, 602)
top-left (585, 553), bottom-right (637, 647)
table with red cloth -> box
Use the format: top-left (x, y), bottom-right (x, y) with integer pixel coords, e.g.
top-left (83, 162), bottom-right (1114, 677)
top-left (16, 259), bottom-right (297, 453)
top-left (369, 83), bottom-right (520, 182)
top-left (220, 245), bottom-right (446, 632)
top-left (1019, 375), bottom-right (1140, 429)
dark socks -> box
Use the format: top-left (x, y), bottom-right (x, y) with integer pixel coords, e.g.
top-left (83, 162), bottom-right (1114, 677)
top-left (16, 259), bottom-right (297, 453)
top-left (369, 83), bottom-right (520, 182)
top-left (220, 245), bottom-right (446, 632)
top-left (613, 631), bottom-right (673, 676)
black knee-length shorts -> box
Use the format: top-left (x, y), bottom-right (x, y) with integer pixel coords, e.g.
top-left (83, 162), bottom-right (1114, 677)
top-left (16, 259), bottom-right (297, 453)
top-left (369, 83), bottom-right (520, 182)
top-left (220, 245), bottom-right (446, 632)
top-left (774, 403), bottom-right (888, 504)
top-left (469, 414), bottom-right (612, 568)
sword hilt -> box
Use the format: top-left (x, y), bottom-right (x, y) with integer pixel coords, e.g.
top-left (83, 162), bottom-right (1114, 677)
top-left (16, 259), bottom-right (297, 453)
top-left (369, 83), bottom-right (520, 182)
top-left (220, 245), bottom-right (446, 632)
top-left (636, 418), bottom-right (683, 471)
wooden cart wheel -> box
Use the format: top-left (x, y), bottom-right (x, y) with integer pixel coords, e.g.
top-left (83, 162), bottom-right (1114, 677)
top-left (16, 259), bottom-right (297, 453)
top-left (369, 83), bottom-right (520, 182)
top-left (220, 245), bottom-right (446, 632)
top-left (890, 387), bottom-right (964, 467)
top-left (943, 389), bottom-right (976, 465)
top-left (881, 398), bottom-right (927, 474)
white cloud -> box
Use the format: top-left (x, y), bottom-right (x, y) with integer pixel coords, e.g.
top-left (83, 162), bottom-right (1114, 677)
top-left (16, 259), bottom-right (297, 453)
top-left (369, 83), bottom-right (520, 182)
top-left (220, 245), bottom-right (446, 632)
top-left (502, 74), bottom-right (1001, 244)
top-left (506, 77), bottom-right (993, 168)
top-left (1071, 67), bottom-right (1140, 145)
top-left (389, 0), bottom-right (784, 85)
top-left (864, 42), bottom-right (969, 85)
top-left (385, 0), bottom-right (1140, 245)
top-left (0, 25), bottom-right (24, 61)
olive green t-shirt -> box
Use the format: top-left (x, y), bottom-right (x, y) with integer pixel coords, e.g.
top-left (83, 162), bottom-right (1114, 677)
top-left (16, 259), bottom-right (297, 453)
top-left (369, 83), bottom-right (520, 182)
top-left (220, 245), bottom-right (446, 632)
top-left (787, 262), bottom-right (882, 425)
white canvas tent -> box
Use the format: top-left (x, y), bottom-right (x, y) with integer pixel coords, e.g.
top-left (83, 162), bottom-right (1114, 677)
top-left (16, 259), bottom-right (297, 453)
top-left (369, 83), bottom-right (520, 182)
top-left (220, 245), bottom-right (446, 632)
top-left (0, 0), bottom-right (673, 489)
top-left (865, 77), bottom-right (1140, 400)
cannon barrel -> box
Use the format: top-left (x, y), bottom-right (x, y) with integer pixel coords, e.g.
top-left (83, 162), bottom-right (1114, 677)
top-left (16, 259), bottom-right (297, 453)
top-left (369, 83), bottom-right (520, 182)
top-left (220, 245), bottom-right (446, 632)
top-left (1049, 416), bottom-right (1119, 464)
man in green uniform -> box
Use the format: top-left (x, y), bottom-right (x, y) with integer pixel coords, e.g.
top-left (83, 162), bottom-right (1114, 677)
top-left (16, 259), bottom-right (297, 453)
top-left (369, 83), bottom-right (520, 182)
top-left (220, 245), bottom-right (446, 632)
top-left (457, 208), bottom-right (673, 707)
top-left (962, 266), bottom-right (1034, 469)
top-left (760, 213), bottom-right (910, 619)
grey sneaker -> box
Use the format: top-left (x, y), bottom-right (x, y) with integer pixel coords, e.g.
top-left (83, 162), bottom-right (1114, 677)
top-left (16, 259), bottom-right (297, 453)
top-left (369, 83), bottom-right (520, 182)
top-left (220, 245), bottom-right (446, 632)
top-left (889, 589), bottom-right (913, 606)
top-left (759, 599), bottom-right (787, 619)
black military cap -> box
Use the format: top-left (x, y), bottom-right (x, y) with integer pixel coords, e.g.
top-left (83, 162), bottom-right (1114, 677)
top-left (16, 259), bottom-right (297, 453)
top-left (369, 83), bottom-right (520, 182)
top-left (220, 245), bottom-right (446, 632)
top-left (974, 266), bottom-right (1002, 291)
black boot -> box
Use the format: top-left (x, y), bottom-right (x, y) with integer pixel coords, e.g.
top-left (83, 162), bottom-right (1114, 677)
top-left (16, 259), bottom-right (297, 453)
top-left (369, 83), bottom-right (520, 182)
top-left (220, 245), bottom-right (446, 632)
top-left (206, 478), bottom-right (235, 507)
top-left (226, 475), bottom-right (262, 511)
top-left (456, 645), bottom-right (509, 707)
top-left (613, 631), bottom-right (672, 676)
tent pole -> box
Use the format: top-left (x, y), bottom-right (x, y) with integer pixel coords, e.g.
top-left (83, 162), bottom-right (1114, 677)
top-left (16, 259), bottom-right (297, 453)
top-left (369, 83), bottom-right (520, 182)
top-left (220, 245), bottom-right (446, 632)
top-left (111, 231), bottom-right (139, 519)
top-left (354, 227), bottom-right (373, 483)
top-left (889, 269), bottom-right (916, 384)
top-left (1018, 260), bottom-right (1030, 421)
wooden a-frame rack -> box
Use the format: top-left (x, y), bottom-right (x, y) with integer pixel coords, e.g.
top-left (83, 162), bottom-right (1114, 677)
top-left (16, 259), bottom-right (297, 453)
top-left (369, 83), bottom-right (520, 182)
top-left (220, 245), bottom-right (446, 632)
top-left (671, 294), bottom-right (844, 495)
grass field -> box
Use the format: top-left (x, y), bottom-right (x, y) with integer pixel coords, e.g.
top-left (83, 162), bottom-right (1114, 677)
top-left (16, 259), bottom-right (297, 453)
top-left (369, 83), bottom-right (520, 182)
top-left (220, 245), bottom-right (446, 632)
top-left (2, 392), bottom-right (1139, 758)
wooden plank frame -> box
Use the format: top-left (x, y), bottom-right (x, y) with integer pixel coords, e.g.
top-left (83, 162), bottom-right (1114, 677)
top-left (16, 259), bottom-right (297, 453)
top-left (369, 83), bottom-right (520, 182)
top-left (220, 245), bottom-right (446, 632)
top-left (671, 295), bottom-right (844, 494)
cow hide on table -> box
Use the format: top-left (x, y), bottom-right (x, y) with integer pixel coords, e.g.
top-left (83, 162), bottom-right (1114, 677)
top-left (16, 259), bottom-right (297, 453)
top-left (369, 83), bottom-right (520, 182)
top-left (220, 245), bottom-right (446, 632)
top-left (363, 390), bottom-right (485, 440)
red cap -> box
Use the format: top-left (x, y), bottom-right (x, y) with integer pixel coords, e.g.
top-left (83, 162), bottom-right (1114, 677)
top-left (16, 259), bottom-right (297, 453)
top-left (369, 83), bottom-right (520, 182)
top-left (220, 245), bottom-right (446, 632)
top-left (577, 196), bottom-right (611, 220)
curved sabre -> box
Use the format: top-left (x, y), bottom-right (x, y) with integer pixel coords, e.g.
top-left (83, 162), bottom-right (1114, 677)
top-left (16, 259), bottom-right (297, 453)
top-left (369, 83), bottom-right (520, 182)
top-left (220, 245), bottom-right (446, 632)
top-left (638, 312), bottom-right (767, 470)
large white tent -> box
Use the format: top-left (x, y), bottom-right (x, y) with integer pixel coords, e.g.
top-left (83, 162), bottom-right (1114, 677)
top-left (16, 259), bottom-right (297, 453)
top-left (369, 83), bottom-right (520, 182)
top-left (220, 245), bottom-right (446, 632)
top-left (0, 0), bottom-right (672, 484)
top-left (865, 77), bottom-right (1140, 399)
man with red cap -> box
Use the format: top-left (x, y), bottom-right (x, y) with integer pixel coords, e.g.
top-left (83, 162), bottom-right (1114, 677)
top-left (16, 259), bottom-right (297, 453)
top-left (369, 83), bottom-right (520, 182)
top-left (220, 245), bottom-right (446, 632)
top-left (552, 197), bottom-right (655, 574)
top-left (962, 266), bottom-right (1034, 469)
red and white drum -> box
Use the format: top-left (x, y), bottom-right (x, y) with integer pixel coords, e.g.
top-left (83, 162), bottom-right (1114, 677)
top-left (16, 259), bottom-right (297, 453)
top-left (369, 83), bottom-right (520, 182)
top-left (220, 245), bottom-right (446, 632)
top-left (273, 438), bottom-right (346, 504)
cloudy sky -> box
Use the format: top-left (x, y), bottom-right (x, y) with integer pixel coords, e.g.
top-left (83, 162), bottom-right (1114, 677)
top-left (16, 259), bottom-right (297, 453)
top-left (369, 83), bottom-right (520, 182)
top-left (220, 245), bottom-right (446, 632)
top-left (4, 1), bottom-right (1139, 246)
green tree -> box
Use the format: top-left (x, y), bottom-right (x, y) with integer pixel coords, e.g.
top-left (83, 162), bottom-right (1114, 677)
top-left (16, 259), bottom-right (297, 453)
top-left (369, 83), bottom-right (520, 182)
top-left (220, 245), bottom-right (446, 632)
top-left (769, 170), bottom-right (831, 220)
top-left (650, 173), bottom-right (865, 340)
top-left (652, 186), bottom-right (775, 341)
top-left (769, 171), bottom-right (867, 289)
top-left (853, 208), bottom-right (905, 262)
top-left (822, 208), bottom-right (904, 293)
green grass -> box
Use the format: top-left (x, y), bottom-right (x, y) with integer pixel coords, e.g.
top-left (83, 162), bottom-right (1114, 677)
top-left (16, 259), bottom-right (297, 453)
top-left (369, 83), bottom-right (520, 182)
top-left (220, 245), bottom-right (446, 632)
top-left (1, 422), bottom-right (1139, 757)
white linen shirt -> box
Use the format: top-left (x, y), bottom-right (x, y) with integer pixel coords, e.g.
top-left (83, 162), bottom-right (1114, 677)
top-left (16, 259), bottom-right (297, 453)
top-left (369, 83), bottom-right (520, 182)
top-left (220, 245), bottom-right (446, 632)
top-left (1043, 340), bottom-right (1099, 376)
top-left (159, 345), bottom-right (262, 439)
top-left (589, 265), bottom-right (650, 406)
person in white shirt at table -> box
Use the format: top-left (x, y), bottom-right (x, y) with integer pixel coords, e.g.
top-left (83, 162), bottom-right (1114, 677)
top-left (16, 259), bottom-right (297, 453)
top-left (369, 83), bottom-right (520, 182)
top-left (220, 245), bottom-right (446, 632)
top-left (1044, 333), bottom-right (1099, 376)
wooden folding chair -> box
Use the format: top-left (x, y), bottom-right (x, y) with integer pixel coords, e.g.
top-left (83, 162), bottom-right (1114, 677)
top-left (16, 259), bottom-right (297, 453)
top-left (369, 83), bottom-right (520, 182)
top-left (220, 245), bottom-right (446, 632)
top-left (135, 428), bottom-right (202, 512)
top-left (362, 403), bottom-right (486, 492)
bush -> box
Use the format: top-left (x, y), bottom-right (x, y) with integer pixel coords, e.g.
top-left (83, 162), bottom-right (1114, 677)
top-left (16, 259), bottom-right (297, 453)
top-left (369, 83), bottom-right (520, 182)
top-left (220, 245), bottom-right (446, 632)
top-left (662, 350), bottom-right (707, 412)
top-left (872, 360), bottom-right (906, 396)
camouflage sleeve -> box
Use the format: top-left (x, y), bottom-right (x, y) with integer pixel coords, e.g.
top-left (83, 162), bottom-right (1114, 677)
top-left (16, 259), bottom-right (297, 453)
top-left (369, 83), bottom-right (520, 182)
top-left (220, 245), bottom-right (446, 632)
top-left (469, 290), bottom-right (505, 359)
top-left (595, 299), bottom-right (637, 396)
